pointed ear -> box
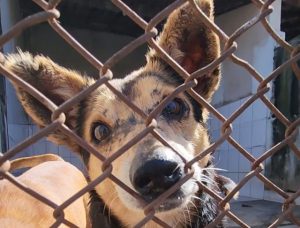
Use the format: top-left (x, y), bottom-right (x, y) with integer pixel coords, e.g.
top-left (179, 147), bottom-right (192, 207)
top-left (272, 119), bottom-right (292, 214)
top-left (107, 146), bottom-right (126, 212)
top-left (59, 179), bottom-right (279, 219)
top-left (146, 0), bottom-right (220, 100)
top-left (5, 51), bottom-right (93, 154)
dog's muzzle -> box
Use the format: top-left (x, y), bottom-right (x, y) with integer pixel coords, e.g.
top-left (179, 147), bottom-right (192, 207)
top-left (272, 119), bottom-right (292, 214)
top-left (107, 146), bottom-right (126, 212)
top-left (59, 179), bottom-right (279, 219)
top-left (128, 145), bottom-right (198, 211)
top-left (132, 159), bottom-right (182, 200)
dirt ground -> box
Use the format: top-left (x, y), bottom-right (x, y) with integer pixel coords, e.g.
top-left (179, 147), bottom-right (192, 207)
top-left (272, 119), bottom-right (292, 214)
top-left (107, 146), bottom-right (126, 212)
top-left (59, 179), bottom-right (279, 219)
top-left (226, 199), bottom-right (300, 227)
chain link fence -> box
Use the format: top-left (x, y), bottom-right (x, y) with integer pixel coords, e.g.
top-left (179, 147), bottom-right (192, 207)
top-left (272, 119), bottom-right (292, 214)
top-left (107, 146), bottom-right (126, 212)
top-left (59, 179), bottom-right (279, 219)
top-left (0, 0), bottom-right (299, 227)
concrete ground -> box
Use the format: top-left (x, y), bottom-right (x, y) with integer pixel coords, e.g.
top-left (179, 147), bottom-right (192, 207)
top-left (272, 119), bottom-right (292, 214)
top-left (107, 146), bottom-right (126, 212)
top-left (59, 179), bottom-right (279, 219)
top-left (225, 198), bottom-right (300, 227)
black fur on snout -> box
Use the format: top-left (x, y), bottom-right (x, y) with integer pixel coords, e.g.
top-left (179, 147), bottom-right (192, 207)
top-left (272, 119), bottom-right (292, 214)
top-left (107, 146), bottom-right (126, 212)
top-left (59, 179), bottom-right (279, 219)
top-left (132, 159), bottom-right (182, 200)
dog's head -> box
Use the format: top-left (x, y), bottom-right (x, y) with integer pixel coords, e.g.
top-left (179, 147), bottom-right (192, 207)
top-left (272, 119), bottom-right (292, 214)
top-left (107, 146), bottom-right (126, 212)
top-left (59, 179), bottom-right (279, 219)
top-left (6, 0), bottom-right (222, 226)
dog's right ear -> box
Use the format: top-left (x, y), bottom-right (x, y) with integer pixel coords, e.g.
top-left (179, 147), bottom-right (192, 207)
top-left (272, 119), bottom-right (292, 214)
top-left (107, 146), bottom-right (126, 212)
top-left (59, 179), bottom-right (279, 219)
top-left (4, 51), bottom-right (93, 154)
top-left (145, 0), bottom-right (220, 101)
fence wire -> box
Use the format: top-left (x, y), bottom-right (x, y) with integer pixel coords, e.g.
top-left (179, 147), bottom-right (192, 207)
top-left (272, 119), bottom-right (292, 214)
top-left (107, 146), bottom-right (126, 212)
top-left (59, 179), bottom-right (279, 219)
top-left (0, 0), bottom-right (299, 227)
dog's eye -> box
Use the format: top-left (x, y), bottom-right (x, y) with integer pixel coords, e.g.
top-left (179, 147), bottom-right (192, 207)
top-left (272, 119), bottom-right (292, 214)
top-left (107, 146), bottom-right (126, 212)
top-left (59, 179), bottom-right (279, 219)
top-left (92, 123), bottom-right (111, 142)
top-left (162, 98), bottom-right (188, 121)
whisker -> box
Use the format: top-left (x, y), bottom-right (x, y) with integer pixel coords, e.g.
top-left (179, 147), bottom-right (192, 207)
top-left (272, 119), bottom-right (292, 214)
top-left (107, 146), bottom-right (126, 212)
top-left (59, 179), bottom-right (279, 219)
top-left (199, 174), bottom-right (217, 186)
top-left (202, 167), bottom-right (227, 172)
top-left (189, 199), bottom-right (199, 216)
top-left (191, 195), bottom-right (205, 203)
top-left (172, 163), bottom-right (181, 173)
top-left (107, 194), bottom-right (119, 224)
top-left (182, 206), bottom-right (187, 227)
top-left (186, 205), bottom-right (192, 227)
top-left (173, 213), bottom-right (182, 228)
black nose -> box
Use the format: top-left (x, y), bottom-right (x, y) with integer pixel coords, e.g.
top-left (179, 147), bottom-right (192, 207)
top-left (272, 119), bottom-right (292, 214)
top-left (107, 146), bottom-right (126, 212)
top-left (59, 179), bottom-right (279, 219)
top-left (132, 159), bottom-right (182, 199)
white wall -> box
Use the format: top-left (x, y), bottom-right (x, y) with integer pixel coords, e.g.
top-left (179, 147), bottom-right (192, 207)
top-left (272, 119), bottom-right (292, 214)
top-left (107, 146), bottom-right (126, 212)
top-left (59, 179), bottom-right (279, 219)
top-left (210, 2), bottom-right (283, 199)
top-left (213, 2), bottom-right (282, 105)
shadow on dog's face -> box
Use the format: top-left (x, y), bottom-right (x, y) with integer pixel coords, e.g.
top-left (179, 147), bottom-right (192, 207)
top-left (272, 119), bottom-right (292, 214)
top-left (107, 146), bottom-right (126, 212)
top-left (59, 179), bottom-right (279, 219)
top-left (6, 0), bottom-right (223, 226)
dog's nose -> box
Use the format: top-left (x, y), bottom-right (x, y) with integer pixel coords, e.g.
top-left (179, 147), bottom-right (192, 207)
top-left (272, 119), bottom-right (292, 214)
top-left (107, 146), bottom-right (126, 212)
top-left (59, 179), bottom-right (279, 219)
top-left (132, 159), bottom-right (182, 199)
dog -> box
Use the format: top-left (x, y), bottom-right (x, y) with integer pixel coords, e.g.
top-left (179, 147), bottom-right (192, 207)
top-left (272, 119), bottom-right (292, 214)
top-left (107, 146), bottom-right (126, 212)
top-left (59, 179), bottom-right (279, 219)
top-left (0, 154), bottom-right (89, 227)
top-left (4, 0), bottom-right (237, 227)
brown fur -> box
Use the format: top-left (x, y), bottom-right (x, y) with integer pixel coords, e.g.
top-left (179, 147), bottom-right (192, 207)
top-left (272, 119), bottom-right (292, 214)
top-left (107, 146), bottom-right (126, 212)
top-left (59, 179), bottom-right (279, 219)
top-left (0, 155), bottom-right (89, 227)
top-left (3, 1), bottom-right (237, 227)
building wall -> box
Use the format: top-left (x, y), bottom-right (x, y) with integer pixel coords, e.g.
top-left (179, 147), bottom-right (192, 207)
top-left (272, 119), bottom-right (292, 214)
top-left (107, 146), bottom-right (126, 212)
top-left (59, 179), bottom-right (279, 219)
top-left (210, 2), bottom-right (283, 199)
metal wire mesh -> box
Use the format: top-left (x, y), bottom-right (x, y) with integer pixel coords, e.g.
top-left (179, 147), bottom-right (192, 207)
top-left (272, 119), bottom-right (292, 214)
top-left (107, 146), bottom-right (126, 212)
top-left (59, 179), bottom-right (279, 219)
top-left (0, 0), bottom-right (299, 227)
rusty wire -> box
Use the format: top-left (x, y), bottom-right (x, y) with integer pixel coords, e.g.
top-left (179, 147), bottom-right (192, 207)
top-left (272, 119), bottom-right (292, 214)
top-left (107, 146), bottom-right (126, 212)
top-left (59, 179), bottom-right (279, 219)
top-left (0, 0), bottom-right (299, 227)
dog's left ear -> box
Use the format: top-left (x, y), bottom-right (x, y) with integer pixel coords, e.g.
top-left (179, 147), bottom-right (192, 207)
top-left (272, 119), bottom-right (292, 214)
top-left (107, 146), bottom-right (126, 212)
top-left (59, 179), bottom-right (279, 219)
top-left (146, 0), bottom-right (220, 100)
top-left (4, 51), bottom-right (93, 155)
